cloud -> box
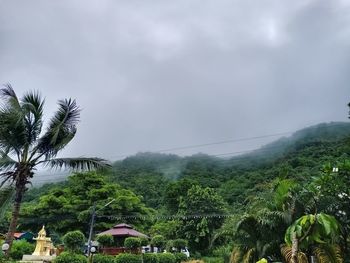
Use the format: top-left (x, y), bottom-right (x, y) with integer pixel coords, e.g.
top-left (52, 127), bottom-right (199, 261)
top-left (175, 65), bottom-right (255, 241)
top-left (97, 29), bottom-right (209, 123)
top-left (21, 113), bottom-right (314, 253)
top-left (0, 0), bottom-right (349, 160)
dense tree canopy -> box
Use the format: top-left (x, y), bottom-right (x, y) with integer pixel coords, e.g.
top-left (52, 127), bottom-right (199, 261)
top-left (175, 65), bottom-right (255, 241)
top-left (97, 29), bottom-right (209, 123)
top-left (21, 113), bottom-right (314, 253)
top-left (19, 172), bottom-right (154, 235)
top-left (2, 121), bottom-right (349, 260)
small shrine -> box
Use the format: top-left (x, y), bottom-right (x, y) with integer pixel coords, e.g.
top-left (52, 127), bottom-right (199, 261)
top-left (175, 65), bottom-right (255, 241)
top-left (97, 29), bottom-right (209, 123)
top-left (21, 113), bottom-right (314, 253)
top-left (32, 226), bottom-right (54, 256)
top-left (21, 226), bottom-right (56, 262)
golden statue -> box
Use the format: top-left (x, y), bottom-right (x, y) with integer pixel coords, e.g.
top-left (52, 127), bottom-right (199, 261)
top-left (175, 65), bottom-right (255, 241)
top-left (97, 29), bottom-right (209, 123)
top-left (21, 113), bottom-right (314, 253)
top-left (32, 226), bottom-right (54, 256)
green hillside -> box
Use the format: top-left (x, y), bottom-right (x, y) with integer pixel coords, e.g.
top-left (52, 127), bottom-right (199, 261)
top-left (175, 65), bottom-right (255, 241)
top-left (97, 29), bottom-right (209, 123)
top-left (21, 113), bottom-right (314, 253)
top-left (110, 122), bottom-right (350, 207)
top-left (3, 121), bottom-right (349, 261)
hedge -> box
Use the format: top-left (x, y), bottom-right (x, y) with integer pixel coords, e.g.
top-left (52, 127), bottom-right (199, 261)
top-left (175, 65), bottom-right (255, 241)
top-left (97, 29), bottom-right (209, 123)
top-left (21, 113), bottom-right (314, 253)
top-left (157, 253), bottom-right (176, 263)
top-left (143, 253), bottom-right (159, 263)
top-left (174, 252), bottom-right (187, 263)
top-left (115, 253), bottom-right (142, 263)
top-left (93, 254), bottom-right (116, 263)
top-left (53, 252), bottom-right (86, 263)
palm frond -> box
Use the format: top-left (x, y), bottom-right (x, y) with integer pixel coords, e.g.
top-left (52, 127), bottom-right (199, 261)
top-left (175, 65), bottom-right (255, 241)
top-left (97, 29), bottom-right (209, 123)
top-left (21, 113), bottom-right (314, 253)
top-left (314, 244), bottom-right (344, 263)
top-left (42, 157), bottom-right (111, 171)
top-left (230, 246), bottom-right (242, 263)
top-left (21, 91), bottom-right (44, 144)
top-left (0, 187), bottom-right (14, 220)
top-left (0, 147), bottom-right (17, 167)
top-left (0, 84), bottom-right (21, 110)
top-left (0, 171), bottom-right (15, 188)
top-left (0, 156), bottom-right (17, 171)
top-left (280, 244), bottom-right (308, 263)
top-left (242, 248), bottom-right (255, 263)
top-left (36, 99), bottom-right (80, 157)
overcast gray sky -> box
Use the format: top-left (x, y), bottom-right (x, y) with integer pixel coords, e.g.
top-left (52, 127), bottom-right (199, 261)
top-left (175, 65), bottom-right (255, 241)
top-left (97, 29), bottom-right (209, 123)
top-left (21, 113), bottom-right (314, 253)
top-left (0, 0), bottom-right (349, 160)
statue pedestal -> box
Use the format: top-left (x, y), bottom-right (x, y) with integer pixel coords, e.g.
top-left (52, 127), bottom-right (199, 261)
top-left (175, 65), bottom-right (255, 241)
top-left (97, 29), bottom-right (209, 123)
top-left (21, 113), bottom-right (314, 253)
top-left (21, 254), bottom-right (56, 262)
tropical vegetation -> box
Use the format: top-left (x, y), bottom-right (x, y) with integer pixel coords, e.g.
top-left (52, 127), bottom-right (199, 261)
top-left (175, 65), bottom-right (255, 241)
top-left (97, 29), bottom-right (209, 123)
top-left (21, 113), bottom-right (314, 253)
top-left (0, 85), bottom-right (109, 254)
top-left (0, 89), bottom-right (349, 262)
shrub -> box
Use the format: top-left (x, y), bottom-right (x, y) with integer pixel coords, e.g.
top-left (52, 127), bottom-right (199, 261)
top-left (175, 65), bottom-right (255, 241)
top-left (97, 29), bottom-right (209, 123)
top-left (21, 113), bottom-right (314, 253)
top-left (157, 253), bottom-right (176, 263)
top-left (201, 257), bottom-right (224, 263)
top-left (9, 240), bottom-right (35, 260)
top-left (62, 231), bottom-right (85, 253)
top-left (97, 235), bottom-right (114, 247)
top-left (124, 237), bottom-right (141, 249)
top-left (165, 240), bottom-right (174, 252)
top-left (115, 253), bottom-right (141, 263)
top-left (151, 235), bottom-right (166, 249)
top-left (174, 252), bottom-right (187, 263)
top-left (93, 254), bottom-right (116, 263)
top-left (172, 239), bottom-right (187, 251)
top-left (143, 253), bottom-right (159, 263)
top-left (54, 252), bottom-right (86, 263)
top-left (139, 237), bottom-right (149, 246)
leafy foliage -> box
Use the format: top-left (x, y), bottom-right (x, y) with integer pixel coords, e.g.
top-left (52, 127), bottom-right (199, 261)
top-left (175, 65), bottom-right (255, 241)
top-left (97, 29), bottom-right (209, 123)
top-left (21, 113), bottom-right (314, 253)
top-left (285, 213), bottom-right (341, 250)
top-left (172, 239), bottom-right (188, 250)
top-left (53, 252), bottom-right (87, 263)
top-left (124, 237), bottom-right (141, 249)
top-left (20, 172), bottom-right (153, 234)
top-left (93, 254), bottom-right (116, 263)
top-left (97, 235), bottom-right (114, 247)
top-left (115, 253), bottom-right (141, 263)
top-left (178, 185), bottom-right (227, 253)
top-left (9, 240), bottom-right (34, 260)
top-left (62, 231), bottom-right (85, 253)
top-left (157, 253), bottom-right (176, 263)
top-left (151, 235), bottom-right (166, 249)
top-left (174, 252), bottom-right (187, 263)
top-left (143, 253), bottom-right (159, 263)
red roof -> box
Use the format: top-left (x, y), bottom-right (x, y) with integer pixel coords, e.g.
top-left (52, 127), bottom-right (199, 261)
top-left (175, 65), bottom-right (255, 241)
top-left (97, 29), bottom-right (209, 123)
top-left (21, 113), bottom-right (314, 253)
top-left (98, 224), bottom-right (148, 238)
top-left (14, 233), bottom-right (23, 238)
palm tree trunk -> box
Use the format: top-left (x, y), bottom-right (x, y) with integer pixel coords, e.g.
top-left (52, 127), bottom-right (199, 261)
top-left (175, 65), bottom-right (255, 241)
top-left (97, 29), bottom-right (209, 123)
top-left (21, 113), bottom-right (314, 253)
top-left (4, 176), bottom-right (26, 257)
top-left (291, 232), bottom-right (299, 263)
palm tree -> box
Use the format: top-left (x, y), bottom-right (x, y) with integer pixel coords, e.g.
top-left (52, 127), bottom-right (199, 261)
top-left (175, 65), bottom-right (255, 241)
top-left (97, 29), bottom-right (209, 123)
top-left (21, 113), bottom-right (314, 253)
top-left (230, 214), bottom-right (273, 263)
top-left (230, 178), bottom-right (306, 263)
top-left (0, 84), bottom-right (110, 254)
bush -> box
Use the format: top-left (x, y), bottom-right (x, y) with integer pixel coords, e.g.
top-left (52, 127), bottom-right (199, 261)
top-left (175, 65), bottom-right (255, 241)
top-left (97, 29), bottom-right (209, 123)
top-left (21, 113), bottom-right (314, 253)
top-left (115, 253), bottom-right (141, 263)
top-left (9, 240), bottom-right (35, 260)
top-left (174, 253), bottom-right (187, 263)
top-left (139, 237), bottom-right (149, 246)
top-left (143, 253), bottom-right (159, 263)
top-left (157, 253), bottom-right (176, 263)
top-left (124, 237), bottom-right (141, 249)
top-left (165, 240), bottom-right (174, 252)
top-left (201, 257), bottom-right (224, 263)
top-left (151, 235), bottom-right (166, 249)
top-left (62, 231), bottom-right (85, 253)
top-left (93, 254), bottom-right (116, 263)
top-left (172, 239), bottom-right (187, 251)
top-left (97, 235), bottom-right (114, 247)
top-left (54, 252), bottom-right (86, 263)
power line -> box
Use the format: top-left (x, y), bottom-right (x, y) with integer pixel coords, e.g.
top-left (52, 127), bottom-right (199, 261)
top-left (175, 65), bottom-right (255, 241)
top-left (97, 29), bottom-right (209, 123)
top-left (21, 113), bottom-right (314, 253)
top-left (111, 131), bottom-right (293, 159)
top-left (110, 122), bottom-right (349, 159)
top-left (6, 122), bottom-right (349, 184)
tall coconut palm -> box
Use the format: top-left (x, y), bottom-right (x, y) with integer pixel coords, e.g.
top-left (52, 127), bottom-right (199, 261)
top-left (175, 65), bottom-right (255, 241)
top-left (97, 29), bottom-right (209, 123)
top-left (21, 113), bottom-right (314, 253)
top-left (0, 84), bottom-right (110, 254)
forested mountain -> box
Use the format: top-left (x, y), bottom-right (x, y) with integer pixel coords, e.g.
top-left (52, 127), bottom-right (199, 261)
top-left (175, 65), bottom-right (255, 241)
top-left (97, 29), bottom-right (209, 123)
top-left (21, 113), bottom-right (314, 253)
top-left (2, 121), bottom-right (349, 261)
top-left (110, 122), bottom-right (350, 207)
